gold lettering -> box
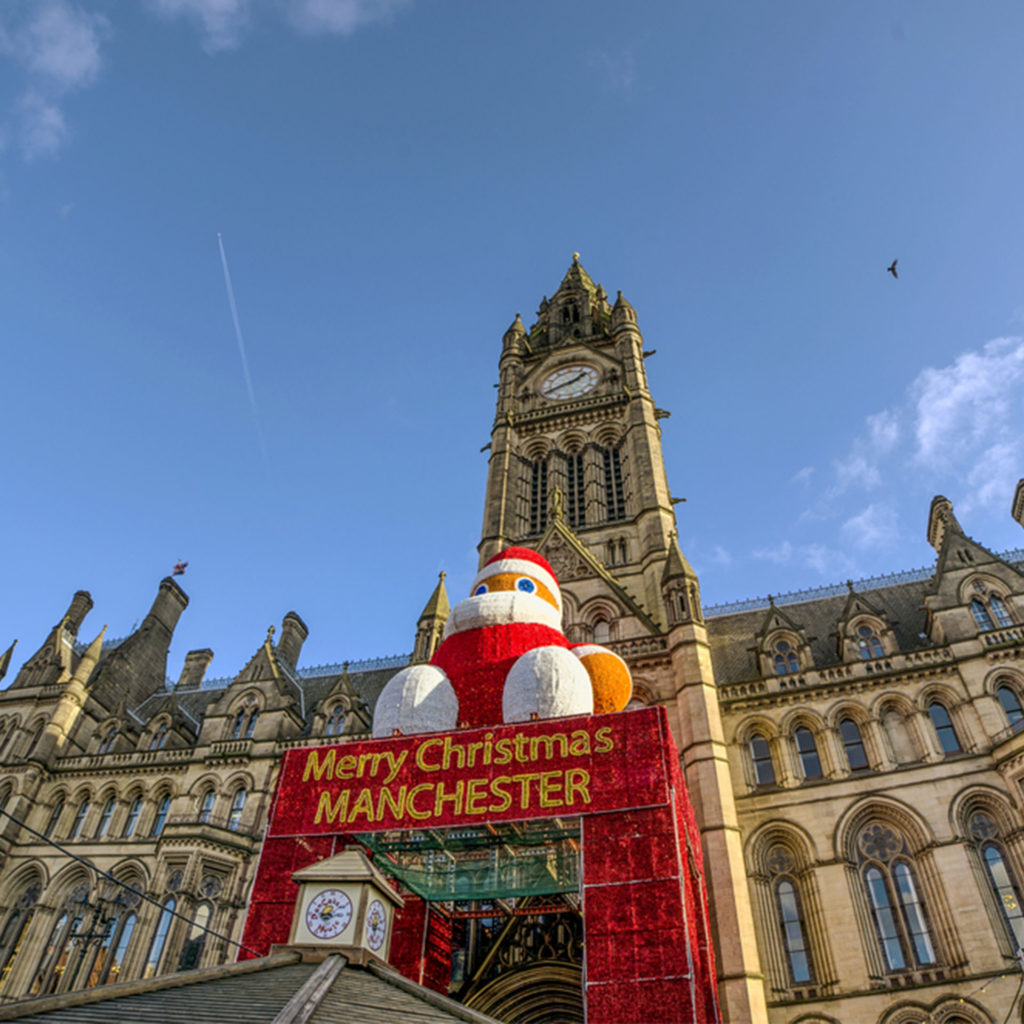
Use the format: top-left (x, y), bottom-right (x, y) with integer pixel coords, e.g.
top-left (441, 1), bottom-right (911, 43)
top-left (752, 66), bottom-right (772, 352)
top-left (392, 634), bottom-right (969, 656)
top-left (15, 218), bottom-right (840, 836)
top-left (348, 787), bottom-right (376, 823)
top-left (569, 730), bottom-right (591, 756)
top-left (314, 788), bottom-right (349, 824)
top-left (538, 770), bottom-right (564, 808)
top-left (303, 749), bottom-right (336, 782)
top-left (593, 726), bottom-right (614, 754)
top-left (529, 733), bottom-right (568, 761)
top-left (334, 754), bottom-right (358, 779)
top-left (406, 783), bottom-right (433, 820)
top-left (466, 740), bottom-right (484, 767)
top-left (382, 750), bottom-right (407, 785)
top-left (465, 777), bottom-right (489, 814)
top-left (565, 768), bottom-right (591, 806)
top-left (513, 735), bottom-right (529, 761)
top-left (434, 780), bottom-right (465, 817)
top-left (515, 772), bottom-right (541, 809)
top-left (442, 735), bottom-right (465, 770)
top-left (493, 737), bottom-right (513, 766)
top-left (488, 776), bottom-right (513, 813)
top-left (416, 738), bottom-right (443, 772)
top-left (377, 785), bottom-right (405, 820)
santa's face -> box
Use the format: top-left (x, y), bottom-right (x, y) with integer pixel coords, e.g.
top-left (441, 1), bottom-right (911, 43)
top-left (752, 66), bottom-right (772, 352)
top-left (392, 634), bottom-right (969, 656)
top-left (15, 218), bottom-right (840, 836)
top-left (443, 570), bottom-right (563, 638)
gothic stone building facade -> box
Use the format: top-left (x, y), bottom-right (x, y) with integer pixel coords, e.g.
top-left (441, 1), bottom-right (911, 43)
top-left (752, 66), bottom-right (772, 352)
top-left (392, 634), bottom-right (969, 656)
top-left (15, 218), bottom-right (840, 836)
top-left (2, 259), bottom-right (1024, 1024)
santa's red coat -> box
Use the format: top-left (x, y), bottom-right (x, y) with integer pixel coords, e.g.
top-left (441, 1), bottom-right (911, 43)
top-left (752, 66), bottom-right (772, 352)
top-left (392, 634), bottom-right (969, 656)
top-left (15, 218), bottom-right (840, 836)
top-left (430, 622), bottom-right (570, 729)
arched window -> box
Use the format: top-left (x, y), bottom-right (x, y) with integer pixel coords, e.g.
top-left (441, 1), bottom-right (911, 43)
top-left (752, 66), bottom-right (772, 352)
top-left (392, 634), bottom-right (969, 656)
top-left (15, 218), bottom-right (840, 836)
top-left (178, 902), bottom-right (212, 971)
top-left (149, 722), bottom-right (169, 751)
top-left (95, 796), bottom-right (116, 838)
top-left (839, 718), bottom-right (869, 771)
top-left (971, 599), bottom-right (995, 632)
top-left (30, 909), bottom-right (72, 995)
top-left (776, 879), bottom-right (812, 983)
top-left (0, 882), bottom-right (41, 994)
top-left (97, 726), bottom-right (117, 755)
top-left (968, 811), bottom-right (1024, 950)
top-left (325, 705), bottom-right (346, 737)
top-left (602, 447), bottom-right (626, 522)
top-left (858, 823), bottom-right (936, 971)
top-left (566, 452), bottom-right (586, 528)
top-left (997, 684), bottom-right (1024, 730)
top-left (928, 702), bottom-right (961, 754)
top-left (773, 641), bottom-right (799, 675)
top-left (749, 734), bottom-right (775, 787)
top-left (990, 596), bottom-right (1014, 628)
top-left (243, 711), bottom-right (258, 739)
top-left (123, 796), bottom-right (142, 837)
top-left (150, 794), bottom-right (170, 837)
top-left (68, 798), bottom-right (90, 839)
top-left (102, 912), bottom-right (136, 985)
top-left (44, 798), bottom-right (65, 838)
top-left (856, 624), bottom-right (884, 660)
top-left (764, 844), bottom-right (814, 984)
top-left (231, 710), bottom-right (246, 740)
top-left (227, 788), bottom-right (247, 831)
top-left (529, 458), bottom-right (548, 534)
top-left (197, 789), bottom-right (215, 824)
top-left (592, 619), bottom-right (611, 644)
top-left (794, 727), bottom-right (822, 780)
top-left (143, 897), bottom-right (176, 979)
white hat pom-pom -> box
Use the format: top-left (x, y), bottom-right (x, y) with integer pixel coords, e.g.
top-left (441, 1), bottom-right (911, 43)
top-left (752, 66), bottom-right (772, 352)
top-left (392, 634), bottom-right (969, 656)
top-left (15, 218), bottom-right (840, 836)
top-left (372, 664), bottom-right (459, 738)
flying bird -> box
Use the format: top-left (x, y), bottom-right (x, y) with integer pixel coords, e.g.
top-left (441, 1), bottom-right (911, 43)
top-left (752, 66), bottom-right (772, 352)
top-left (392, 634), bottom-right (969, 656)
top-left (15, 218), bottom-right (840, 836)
top-left (172, 560), bottom-right (188, 576)
top-left (887, 259), bottom-right (898, 279)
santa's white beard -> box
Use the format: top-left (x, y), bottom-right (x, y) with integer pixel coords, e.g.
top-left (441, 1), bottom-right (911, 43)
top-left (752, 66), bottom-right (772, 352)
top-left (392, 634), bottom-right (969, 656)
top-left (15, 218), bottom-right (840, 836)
top-left (443, 590), bottom-right (563, 638)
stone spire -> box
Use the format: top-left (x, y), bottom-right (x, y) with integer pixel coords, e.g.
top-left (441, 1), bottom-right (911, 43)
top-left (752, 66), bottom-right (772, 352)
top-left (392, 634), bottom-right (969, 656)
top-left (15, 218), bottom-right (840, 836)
top-left (71, 626), bottom-right (106, 685)
top-left (661, 531), bottom-right (702, 625)
top-left (927, 495), bottom-right (964, 553)
top-left (412, 572), bottom-right (450, 664)
top-left (0, 639), bottom-right (16, 684)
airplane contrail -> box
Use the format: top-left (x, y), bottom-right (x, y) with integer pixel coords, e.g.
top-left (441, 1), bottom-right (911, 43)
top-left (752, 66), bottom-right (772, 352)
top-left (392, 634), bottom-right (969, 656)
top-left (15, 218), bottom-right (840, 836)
top-left (217, 233), bottom-right (268, 464)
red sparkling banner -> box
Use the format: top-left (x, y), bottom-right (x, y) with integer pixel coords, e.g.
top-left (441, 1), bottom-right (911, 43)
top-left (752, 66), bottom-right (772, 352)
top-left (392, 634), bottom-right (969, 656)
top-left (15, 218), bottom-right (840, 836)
top-left (269, 708), bottom-right (671, 836)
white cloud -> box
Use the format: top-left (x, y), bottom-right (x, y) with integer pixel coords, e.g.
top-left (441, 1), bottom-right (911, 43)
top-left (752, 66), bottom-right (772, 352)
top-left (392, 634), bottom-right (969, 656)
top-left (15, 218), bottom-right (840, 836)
top-left (753, 540), bottom-right (854, 577)
top-left (288, 0), bottom-right (411, 36)
top-left (792, 466), bottom-right (814, 486)
top-left (709, 545), bottom-right (732, 566)
top-left (867, 409), bottom-right (899, 454)
top-left (0, 1), bottom-right (109, 161)
top-left (18, 90), bottom-right (68, 160)
top-left (16, 1), bottom-right (107, 89)
top-left (150, 0), bottom-right (251, 52)
top-left (842, 503), bottom-right (900, 550)
top-left (588, 49), bottom-right (636, 92)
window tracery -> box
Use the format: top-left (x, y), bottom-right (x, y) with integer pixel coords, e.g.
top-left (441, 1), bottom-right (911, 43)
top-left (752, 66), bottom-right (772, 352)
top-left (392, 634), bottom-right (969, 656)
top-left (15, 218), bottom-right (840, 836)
top-left (856, 624), bottom-right (884, 660)
top-left (967, 810), bottom-right (1024, 951)
top-left (773, 640), bottom-right (799, 676)
top-left (765, 844), bottom-right (814, 984)
top-left (857, 823), bottom-right (936, 971)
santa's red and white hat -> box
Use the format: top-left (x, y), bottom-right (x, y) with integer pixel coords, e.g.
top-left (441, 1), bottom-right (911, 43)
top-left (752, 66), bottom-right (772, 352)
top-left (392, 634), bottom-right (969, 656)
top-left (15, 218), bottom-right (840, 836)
top-left (471, 547), bottom-right (562, 610)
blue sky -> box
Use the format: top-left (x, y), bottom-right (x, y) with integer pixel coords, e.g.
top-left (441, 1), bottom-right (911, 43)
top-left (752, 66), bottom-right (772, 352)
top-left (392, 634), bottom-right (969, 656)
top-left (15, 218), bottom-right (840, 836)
top-left (2, 0), bottom-right (1023, 681)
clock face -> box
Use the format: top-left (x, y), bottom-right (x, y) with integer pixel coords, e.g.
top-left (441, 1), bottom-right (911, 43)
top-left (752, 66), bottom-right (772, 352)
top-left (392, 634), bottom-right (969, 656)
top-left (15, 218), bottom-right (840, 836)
top-left (305, 888), bottom-right (353, 940)
top-left (539, 364), bottom-right (599, 400)
top-left (365, 898), bottom-right (387, 951)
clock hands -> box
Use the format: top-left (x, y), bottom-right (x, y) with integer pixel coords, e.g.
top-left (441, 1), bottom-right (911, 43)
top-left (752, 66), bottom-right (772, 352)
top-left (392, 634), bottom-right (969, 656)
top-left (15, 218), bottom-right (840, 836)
top-left (549, 372), bottom-right (587, 394)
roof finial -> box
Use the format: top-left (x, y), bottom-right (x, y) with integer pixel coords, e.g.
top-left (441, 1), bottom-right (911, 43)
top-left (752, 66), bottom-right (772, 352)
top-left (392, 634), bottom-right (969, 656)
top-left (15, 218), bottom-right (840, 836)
top-left (266, 624), bottom-right (275, 644)
top-left (438, 570), bottom-right (446, 582)
top-left (572, 252), bottom-right (580, 262)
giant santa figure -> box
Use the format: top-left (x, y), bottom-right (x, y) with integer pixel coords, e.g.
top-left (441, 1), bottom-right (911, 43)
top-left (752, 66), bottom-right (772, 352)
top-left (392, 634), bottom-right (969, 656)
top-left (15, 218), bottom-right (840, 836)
top-left (372, 547), bottom-right (632, 737)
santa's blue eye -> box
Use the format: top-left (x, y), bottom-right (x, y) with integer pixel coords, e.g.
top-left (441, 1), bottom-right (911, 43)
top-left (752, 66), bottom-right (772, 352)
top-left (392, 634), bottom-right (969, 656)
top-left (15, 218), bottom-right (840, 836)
top-left (516, 578), bottom-right (536, 593)
top-left (473, 584), bottom-right (488, 596)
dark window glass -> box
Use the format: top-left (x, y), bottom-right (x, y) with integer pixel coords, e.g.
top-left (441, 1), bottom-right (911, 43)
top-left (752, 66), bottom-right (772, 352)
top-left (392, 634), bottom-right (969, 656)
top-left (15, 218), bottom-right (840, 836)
top-left (44, 799), bottom-right (65, 838)
top-left (602, 447), bottom-right (626, 522)
top-left (244, 711), bottom-right (258, 739)
top-left (990, 596), bottom-right (1013, 628)
top-left (231, 710), bottom-right (245, 740)
top-left (95, 797), bottom-right (115, 838)
top-left (68, 800), bottom-right (90, 839)
top-left (857, 624), bottom-right (884, 659)
top-left (773, 640), bottom-right (799, 675)
top-left (982, 843), bottom-right (1024, 949)
top-left (865, 866), bottom-right (906, 970)
top-left (228, 789), bottom-right (247, 831)
top-left (103, 913), bottom-right (135, 986)
top-left (971, 599), bottom-right (995, 631)
top-left (567, 453), bottom-right (586, 528)
top-left (928, 702), bottom-right (961, 754)
top-left (750, 735), bottom-right (775, 786)
top-left (892, 860), bottom-right (936, 964)
top-left (998, 686), bottom-right (1024, 728)
top-left (198, 790), bottom-right (215, 824)
top-left (529, 459), bottom-right (548, 534)
top-left (123, 797), bottom-right (142, 837)
top-left (143, 898), bottom-right (176, 979)
top-left (151, 794), bottom-right (170, 837)
top-left (775, 880), bottom-right (812, 983)
top-left (840, 718), bottom-right (869, 770)
top-left (794, 727), bottom-right (822, 779)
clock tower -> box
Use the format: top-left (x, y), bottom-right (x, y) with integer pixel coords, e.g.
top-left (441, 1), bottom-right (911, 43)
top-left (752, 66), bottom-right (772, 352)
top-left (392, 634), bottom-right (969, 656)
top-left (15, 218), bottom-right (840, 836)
top-left (479, 254), bottom-right (693, 645)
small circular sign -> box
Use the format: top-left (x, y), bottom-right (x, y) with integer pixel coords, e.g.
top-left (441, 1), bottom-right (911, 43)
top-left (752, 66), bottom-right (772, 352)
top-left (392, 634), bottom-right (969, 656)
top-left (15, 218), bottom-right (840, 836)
top-left (305, 888), bottom-right (353, 940)
top-left (365, 898), bottom-right (387, 950)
